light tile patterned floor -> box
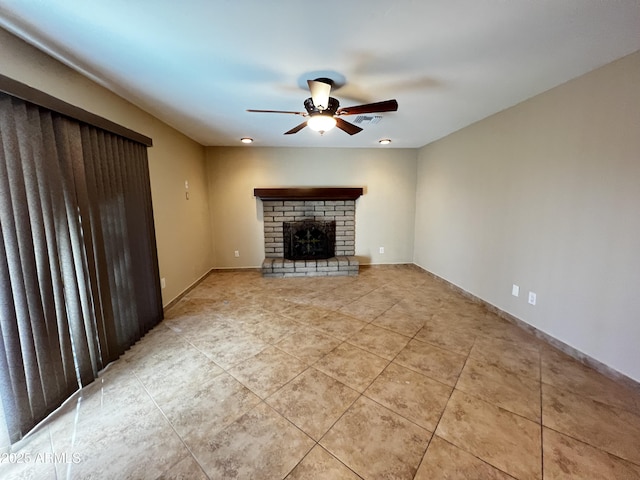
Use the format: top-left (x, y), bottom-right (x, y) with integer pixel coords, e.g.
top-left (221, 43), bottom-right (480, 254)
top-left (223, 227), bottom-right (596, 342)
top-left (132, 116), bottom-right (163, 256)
top-left (3, 265), bottom-right (640, 479)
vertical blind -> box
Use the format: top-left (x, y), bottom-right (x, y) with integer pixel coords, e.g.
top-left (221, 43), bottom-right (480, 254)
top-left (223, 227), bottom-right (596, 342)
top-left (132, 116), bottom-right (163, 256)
top-left (0, 92), bottom-right (162, 445)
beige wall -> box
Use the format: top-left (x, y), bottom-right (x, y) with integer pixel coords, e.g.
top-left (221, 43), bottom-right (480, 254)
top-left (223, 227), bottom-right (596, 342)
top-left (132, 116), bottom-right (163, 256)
top-left (206, 147), bottom-right (418, 268)
top-left (0, 28), bottom-right (213, 306)
top-left (414, 51), bottom-right (640, 381)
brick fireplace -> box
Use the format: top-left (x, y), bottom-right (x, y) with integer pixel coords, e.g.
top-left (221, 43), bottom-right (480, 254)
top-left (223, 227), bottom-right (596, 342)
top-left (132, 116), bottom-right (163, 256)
top-left (254, 188), bottom-right (362, 277)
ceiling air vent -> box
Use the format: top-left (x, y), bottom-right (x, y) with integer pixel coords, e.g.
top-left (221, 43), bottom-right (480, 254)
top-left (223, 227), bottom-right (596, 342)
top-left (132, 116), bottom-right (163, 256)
top-left (352, 114), bottom-right (382, 125)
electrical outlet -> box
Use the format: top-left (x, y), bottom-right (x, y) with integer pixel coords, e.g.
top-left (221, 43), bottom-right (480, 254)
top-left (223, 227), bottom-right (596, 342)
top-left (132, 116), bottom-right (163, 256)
top-left (379, 247), bottom-right (384, 254)
top-left (528, 291), bottom-right (537, 305)
top-left (512, 284), bottom-right (519, 297)
top-left (160, 277), bottom-right (166, 289)
top-left (234, 250), bottom-right (240, 257)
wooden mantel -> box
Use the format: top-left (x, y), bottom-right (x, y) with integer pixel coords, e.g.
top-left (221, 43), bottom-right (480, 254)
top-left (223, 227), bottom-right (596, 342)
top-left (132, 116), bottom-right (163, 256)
top-left (254, 187), bottom-right (364, 201)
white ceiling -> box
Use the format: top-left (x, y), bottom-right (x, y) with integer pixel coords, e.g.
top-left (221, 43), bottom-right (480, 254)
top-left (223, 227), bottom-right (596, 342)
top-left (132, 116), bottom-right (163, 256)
top-left (1, 1), bottom-right (639, 148)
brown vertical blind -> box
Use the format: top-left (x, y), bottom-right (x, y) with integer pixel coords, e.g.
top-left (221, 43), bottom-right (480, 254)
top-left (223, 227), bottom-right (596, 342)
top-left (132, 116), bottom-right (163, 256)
top-left (0, 92), bottom-right (162, 444)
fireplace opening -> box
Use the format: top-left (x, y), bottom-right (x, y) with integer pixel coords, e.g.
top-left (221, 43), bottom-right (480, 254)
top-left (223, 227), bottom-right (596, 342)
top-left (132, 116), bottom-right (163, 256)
top-left (283, 220), bottom-right (336, 261)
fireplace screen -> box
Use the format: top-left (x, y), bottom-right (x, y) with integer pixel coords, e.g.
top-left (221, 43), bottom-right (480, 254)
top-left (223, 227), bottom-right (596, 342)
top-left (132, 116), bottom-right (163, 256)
top-left (283, 220), bottom-right (336, 260)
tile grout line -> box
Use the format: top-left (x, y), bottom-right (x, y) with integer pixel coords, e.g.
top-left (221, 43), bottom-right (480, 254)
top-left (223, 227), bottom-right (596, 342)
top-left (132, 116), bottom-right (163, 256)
top-left (422, 334), bottom-right (521, 480)
top-left (279, 293), bottom-right (408, 478)
top-left (398, 306), bottom-right (466, 478)
top-left (138, 307), bottom-right (324, 479)
top-left (290, 290), bottom-right (634, 478)
top-left (424, 334), bottom-right (475, 461)
top-left (540, 423), bottom-right (640, 469)
top-left (131, 369), bottom-right (214, 480)
top-left (215, 291), bottom-right (374, 478)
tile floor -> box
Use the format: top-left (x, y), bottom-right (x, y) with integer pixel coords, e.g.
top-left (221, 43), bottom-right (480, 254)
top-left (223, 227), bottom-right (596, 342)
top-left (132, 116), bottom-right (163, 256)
top-left (3, 265), bottom-right (640, 479)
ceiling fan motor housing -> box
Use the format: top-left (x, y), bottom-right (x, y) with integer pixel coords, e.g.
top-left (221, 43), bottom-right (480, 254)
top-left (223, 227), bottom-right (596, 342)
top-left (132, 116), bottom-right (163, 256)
top-left (304, 97), bottom-right (339, 116)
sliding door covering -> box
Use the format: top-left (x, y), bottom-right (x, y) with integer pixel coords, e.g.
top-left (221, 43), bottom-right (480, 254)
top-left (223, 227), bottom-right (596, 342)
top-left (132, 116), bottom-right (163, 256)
top-left (0, 92), bottom-right (162, 444)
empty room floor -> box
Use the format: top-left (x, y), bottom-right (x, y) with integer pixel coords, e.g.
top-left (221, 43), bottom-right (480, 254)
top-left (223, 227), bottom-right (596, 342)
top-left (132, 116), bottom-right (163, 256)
top-left (4, 265), bottom-right (640, 479)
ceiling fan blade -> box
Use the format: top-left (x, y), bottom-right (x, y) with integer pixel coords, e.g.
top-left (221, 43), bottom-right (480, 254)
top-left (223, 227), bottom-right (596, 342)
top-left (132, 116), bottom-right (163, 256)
top-left (284, 121), bottom-right (308, 135)
top-left (307, 79), bottom-right (332, 111)
top-left (247, 109), bottom-right (306, 115)
top-left (335, 117), bottom-right (363, 136)
top-left (336, 99), bottom-right (398, 116)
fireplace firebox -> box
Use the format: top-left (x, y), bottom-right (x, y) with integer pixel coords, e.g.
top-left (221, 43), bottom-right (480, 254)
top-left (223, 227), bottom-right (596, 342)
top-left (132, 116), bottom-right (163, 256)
top-left (283, 220), bottom-right (335, 260)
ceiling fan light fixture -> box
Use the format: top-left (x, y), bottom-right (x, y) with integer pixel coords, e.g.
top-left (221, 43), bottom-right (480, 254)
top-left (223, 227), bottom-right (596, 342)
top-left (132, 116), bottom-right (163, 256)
top-left (379, 138), bottom-right (392, 145)
top-left (240, 137), bottom-right (253, 143)
top-left (307, 114), bottom-right (337, 133)
top-left (247, 81), bottom-right (397, 137)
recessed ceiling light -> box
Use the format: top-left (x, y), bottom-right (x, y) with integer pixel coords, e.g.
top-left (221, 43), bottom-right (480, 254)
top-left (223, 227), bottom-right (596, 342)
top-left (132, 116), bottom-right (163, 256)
top-left (240, 137), bottom-right (253, 144)
top-left (379, 139), bottom-right (391, 145)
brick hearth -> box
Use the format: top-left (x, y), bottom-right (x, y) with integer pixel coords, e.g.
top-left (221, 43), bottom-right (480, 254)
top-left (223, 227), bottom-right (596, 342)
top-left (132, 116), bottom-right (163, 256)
top-left (261, 256), bottom-right (359, 277)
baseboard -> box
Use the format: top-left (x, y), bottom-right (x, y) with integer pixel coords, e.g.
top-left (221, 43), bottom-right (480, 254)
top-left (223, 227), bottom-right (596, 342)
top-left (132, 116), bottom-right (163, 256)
top-left (411, 264), bottom-right (640, 394)
top-left (162, 269), bottom-right (215, 312)
top-left (358, 261), bottom-right (413, 266)
top-left (211, 267), bottom-right (263, 272)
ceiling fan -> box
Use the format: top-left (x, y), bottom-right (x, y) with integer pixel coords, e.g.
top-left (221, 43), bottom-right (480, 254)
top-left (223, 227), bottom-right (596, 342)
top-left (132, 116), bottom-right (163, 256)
top-left (247, 78), bottom-right (398, 135)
